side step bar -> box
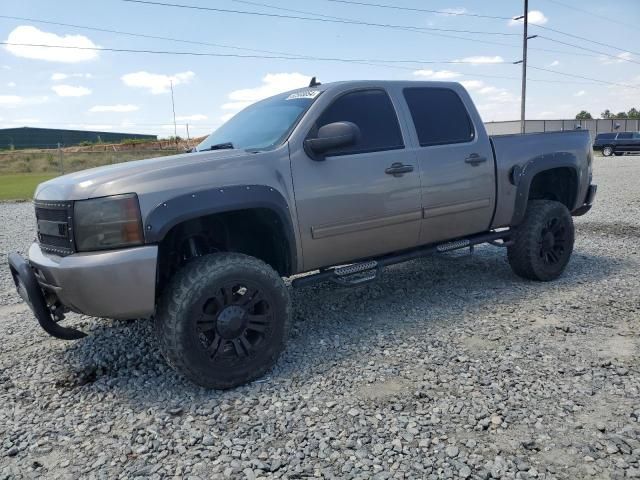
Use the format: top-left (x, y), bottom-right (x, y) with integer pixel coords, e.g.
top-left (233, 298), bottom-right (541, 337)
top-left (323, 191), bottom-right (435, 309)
top-left (291, 229), bottom-right (510, 289)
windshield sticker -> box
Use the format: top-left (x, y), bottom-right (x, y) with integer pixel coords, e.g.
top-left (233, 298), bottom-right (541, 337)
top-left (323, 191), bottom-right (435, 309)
top-left (286, 90), bottom-right (321, 100)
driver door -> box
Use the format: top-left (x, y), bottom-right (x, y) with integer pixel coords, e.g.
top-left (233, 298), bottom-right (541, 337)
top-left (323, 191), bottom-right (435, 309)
top-left (290, 88), bottom-right (422, 271)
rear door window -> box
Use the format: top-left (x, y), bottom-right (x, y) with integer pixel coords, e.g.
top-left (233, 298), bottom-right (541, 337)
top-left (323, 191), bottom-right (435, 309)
top-left (403, 87), bottom-right (475, 147)
top-left (617, 133), bottom-right (633, 139)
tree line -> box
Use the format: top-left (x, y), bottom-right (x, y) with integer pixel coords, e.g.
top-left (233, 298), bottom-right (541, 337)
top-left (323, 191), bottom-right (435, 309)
top-left (575, 108), bottom-right (640, 120)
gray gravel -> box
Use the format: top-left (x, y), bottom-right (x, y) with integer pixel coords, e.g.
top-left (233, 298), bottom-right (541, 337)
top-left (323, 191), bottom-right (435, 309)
top-left (1, 155), bottom-right (639, 479)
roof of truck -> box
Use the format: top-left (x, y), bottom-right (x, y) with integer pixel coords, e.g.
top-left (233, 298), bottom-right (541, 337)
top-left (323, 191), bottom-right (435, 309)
top-left (281, 79), bottom-right (465, 97)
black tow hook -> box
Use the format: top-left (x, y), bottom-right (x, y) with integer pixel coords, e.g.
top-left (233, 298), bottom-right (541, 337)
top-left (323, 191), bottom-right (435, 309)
top-left (8, 253), bottom-right (86, 340)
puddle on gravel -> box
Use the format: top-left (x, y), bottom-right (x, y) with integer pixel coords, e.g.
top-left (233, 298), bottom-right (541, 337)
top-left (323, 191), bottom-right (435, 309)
top-left (576, 221), bottom-right (640, 238)
top-left (356, 378), bottom-right (410, 400)
top-left (54, 365), bottom-right (100, 389)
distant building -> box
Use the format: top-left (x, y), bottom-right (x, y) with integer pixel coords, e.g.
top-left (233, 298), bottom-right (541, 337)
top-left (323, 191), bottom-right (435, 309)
top-left (0, 127), bottom-right (157, 149)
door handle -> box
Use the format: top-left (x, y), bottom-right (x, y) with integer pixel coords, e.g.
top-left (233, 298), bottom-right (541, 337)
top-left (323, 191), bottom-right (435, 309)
top-left (385, 162), bottom-right (414, 176)
top-left (465, 153), bottom-right (487, 166)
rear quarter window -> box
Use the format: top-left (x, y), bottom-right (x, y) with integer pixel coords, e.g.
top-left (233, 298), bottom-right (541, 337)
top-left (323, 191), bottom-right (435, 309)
top-left (403, 87), bottom-right (475, 147)
top-left (596, 133), bottom-right (616, 140)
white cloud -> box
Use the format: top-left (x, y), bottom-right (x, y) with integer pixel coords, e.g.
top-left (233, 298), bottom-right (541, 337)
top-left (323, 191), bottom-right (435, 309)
top-left (547, 60), bottom-right (560, 67)
top-left (4, 26), bottom-right (99, 63)
top-left (65, 124), bottom-right (115, 131)
top-left (460, 80), bottom-right (518, 104)
top-left (0, 95), bottom-right (23, 107)
top-left (437, 7), bottom-right (468, 16)
top-left (599, 52), bottom-right (633, 65)
top-left (51, 84), bottom-right (92, 97)
top-left (509, 10), bottom-right (548, 26)
top-left (121, 71), bottom-right (195, 94)
top-left (14, 117), bottom-right (41, 124)
top-left (459, 80), bottom-right (484, 91)
top-left (175, 114), bottom-right (208, 121)
top-left (220, 72), bottom-right (310, 115)
top-left (456, 56), bottom-right (504, 65)
top-left (0, 95), bottom-right (48, 108)
top-left (574, 90), bottom-right (586, 97)
top-left (7, 82), bottom-right (16, 87)
top-left (51, 72), bottom-right (92, 81)
top-left (89, 104), bottom-right (139, 113)
top-left (413, 69), bottom-right (461, 80)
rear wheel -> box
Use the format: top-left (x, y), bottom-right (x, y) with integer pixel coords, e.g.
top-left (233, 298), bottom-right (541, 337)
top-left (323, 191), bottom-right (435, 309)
top-left (507, 200), bottom-right (575, 281)
top-left (602, 146), bottom-right (614, 156)
top-left (156, 253), bottom-right (290, 389)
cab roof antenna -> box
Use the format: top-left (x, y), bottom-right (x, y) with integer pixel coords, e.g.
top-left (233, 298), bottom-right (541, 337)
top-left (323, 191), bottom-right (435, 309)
top-left (309, 76), bottom-right (321, 87)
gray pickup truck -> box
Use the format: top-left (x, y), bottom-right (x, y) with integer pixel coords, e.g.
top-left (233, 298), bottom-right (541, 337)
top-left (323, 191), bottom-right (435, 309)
top-left (8, 80), bottom-right (597, 389)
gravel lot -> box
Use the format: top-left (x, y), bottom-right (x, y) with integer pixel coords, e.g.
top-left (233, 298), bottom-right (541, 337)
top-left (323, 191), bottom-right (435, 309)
top-left (1, 155), bottom-right (639, 479)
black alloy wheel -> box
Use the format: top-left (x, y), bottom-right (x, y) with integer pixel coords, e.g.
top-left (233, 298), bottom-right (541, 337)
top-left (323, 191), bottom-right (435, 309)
top-left (538, 216), bottom-right (569, 266)
top-left (507, 200), bottom-right (575, 281)
top-left (156, 253), bottom-right (290, 389)
top-left (195, 281), bottom-right (274, 362)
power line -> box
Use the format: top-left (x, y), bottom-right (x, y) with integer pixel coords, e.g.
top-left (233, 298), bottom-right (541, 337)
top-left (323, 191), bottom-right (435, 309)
top-left (528, 65), bottom-right (639, 90)
top-left (120, 0), bottom-right (519, 36)
top-left (118, 0), bottom-right (549, 55)
top-left (0, 14), bottom-right (425, 73)
top-left (0, 14), bottom-right (616, 73)
top-left (541, 0), bottom-right (638, 30)
top-left (318, 0), bottom-right (513, 20)
top-left (3, 42), bottom-right (628, 89)
top-left (0, 15), bottom-right (596, 75)
top-left (537, 35), bottom-right (640, 65)
top-left (316, 0), bottom-right (639, 58)
top-left (2, 41), bottom-right (518, 66)
top-left (533, 25), bottom-right (640, 58)
top-left (0, 15), bottom-right (303, 58)
top-left (117, 0), bottom-right (633, 60)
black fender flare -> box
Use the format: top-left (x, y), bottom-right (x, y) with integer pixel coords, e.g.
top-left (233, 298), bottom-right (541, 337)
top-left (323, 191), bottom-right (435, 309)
top-left (511, 152), bottom-right (580, 226)
top-left (144, 185), bottom-right (297, 272)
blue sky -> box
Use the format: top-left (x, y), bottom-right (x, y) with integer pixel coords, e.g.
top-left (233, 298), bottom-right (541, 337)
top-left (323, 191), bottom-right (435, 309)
top-left (0, 0), bottom-right (638, 138)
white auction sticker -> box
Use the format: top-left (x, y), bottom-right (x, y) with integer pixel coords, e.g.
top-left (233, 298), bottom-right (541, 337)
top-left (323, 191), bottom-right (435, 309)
top-left (286, 90), bottom-right (321, 100)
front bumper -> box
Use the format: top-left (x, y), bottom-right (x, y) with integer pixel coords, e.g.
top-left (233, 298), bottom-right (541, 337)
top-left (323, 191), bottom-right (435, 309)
top-left (16, 242), bottom-right (157, 320)
top-left (572, 184), bottom-right (597, 216)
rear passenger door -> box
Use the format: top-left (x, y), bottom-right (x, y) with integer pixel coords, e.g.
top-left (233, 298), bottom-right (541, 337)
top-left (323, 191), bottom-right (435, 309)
top-left (401, 87), bottom-right (496, 245)
top-left (616, 132), bottom-right (633, 151)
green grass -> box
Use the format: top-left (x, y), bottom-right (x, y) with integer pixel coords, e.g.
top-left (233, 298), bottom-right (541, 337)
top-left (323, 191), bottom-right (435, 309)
top-left (0, 149), bottom-right (180, 175)
top-left (0, 173), bottom-right (58, 200)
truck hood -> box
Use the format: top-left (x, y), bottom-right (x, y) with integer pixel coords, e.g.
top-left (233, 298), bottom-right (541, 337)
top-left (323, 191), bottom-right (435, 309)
top-left (34, 149), bottom-right (250, 201)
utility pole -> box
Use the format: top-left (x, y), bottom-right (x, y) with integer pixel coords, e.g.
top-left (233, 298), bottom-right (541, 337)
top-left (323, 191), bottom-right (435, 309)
top-left (170, 79), bottom-right (178, 143)
top-left (520, 0), bottom-right (528, 134)
top-left (513, 0), bottom-right (537, 134)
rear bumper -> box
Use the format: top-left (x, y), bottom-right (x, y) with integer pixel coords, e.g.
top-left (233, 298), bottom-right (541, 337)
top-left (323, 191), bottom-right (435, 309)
top-left (572, 184), bottom-right (597, 216)
top-left (26, 242), bottom-right (157, 319)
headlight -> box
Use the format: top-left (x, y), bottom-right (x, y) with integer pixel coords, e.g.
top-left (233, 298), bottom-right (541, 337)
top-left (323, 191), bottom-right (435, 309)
top-left (74, 194), bottom-right (144, 251)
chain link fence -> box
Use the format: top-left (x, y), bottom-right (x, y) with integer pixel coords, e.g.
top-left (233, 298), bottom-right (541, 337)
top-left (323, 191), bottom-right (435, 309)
top-left (485, 119), bottom-right (640, 138)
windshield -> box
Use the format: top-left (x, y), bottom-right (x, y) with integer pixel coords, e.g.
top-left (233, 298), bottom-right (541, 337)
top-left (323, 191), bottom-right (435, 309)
top-left (197, 89), bottom-right (321, 151)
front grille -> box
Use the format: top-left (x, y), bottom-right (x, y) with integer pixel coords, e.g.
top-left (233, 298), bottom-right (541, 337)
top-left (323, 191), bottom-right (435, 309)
top-left (34, 200), bottom-right (75, 256)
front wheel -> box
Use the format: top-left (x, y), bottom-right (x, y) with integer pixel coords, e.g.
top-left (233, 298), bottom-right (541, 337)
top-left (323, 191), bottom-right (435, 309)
top-left (156, 253), bottom-right (291, 389)
top-left (507, 200), bottom-right (575, 281)
top-left (602, 146), bottom-right (613, 157)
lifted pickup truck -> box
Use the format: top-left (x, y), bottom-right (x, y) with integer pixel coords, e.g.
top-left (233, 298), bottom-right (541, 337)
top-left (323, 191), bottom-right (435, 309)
top-left (8, 80), bottom-right (597, 389)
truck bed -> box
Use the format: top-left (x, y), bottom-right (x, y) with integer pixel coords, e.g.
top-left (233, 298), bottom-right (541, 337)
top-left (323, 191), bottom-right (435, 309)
top-left (489, 130), bottom-right (593, 228)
